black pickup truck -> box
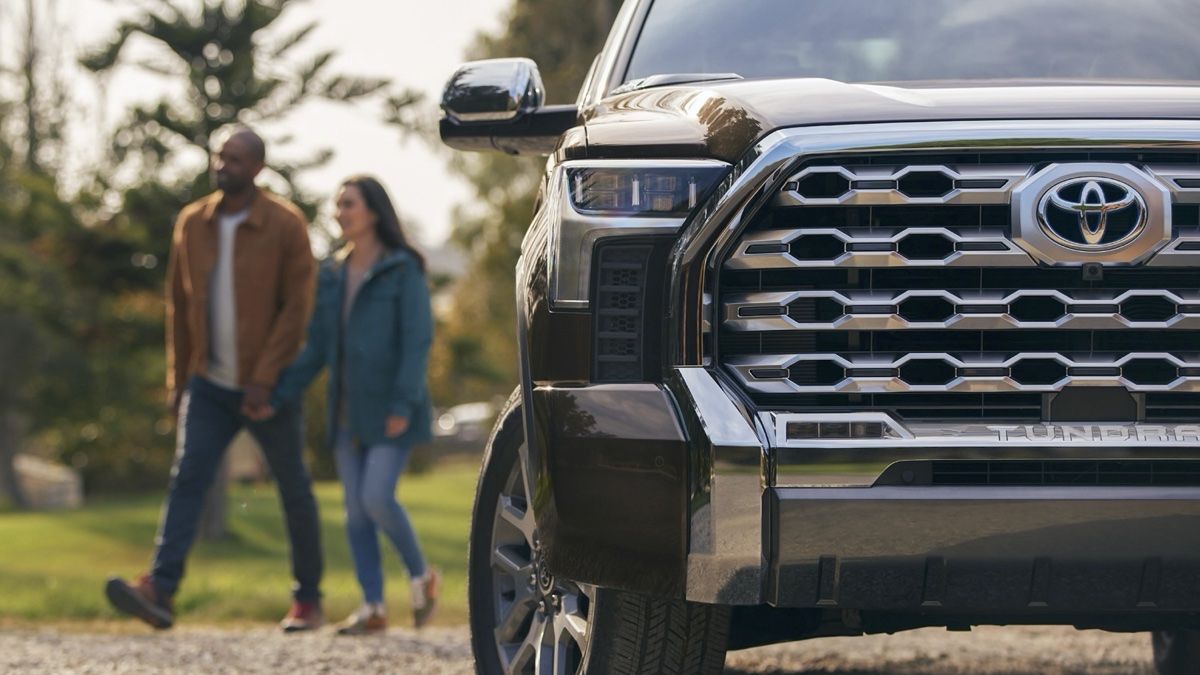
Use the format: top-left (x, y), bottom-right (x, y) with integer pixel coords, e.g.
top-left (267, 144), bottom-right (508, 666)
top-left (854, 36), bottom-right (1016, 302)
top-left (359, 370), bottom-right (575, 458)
top-left (439, 1), bottom-right (1200, 673)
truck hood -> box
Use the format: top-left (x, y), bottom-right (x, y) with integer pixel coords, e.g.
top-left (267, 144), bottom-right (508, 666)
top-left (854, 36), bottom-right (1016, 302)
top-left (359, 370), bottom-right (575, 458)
top-left (580, 79), bottom-right (1200, 162)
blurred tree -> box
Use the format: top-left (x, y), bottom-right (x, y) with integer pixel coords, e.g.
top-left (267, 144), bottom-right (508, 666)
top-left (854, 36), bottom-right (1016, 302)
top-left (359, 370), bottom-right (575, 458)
top-left (80, 0), bottom-right (423, 223)
top-left (18, 0), bottom-right (69, 175)
top-left (0, 0), bottom-right (79, 510)
top-left (425, 0), bottom-right (621, 406)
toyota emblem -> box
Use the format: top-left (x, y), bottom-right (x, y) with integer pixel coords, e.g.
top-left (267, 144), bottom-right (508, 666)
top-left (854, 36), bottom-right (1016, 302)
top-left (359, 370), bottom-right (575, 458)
top-left (1037, 177), bottom-right (1147, 251)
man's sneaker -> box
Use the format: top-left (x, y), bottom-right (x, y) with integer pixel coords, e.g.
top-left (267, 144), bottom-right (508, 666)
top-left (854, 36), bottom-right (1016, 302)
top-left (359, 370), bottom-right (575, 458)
top-left (411, 568), bottom-right (440, 629)
top-left (105, 574), bottom-right (174, 629)
top-left (336, 603), bottom-right (387, 636)
top-left (280, 600), bottom-right (324, 633)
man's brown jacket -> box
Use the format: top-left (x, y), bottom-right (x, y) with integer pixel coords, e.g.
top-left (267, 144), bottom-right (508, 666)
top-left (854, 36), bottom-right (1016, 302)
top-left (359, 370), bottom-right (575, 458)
top-left (165, 189), bottom-right (315, 401)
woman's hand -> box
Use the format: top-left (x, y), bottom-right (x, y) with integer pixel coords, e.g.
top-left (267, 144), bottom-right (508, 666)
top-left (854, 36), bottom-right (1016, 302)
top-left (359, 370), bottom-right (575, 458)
top-left (385, 415), bottom-right (409, 438)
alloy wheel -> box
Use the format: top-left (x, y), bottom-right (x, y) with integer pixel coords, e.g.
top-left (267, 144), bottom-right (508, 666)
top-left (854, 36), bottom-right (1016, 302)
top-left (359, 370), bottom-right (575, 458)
top-left (490, 441), bottom-right (593, 674)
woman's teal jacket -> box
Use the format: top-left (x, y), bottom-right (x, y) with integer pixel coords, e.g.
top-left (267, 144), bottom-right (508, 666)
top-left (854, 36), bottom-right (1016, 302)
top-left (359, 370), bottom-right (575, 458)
top-left (272, 248), bottom-right (433, 447)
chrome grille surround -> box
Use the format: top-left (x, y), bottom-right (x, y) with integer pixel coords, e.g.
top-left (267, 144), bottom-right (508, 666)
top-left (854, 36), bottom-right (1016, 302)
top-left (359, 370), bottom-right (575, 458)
top-left (692, 120), bottom-right (1200, 433)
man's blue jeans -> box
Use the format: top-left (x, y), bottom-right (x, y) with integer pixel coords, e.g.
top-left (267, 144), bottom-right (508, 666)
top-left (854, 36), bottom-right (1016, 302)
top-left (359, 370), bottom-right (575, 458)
top-left (334, 430), bottom-right (427, 604)
top-left (151, 377), bottom-right (323, 601)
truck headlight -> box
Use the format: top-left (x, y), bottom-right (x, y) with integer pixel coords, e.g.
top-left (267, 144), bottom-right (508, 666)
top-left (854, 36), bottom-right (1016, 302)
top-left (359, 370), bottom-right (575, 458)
top-left (545, 160), bottom-right (729, 311)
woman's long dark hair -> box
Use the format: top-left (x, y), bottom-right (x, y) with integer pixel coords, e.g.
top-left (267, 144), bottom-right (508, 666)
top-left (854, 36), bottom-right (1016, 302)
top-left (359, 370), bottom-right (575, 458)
top-left (342, 175), bottom-right (427, 273)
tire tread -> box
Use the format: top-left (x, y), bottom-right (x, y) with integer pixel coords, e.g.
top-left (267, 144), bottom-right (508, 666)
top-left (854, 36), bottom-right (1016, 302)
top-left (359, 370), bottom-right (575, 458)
top-left (588, 588), bottom-right (729, 675)
top-left (1153, 628), bottom-right (1200, 675)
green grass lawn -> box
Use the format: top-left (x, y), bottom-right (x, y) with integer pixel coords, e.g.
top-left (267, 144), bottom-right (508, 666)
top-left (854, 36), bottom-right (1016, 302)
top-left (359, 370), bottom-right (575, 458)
top-left (0, 459), bottom-right (481, 627)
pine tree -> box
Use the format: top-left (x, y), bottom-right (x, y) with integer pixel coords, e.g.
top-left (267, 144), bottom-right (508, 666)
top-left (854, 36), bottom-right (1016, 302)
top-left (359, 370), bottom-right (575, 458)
top-left (80, 0), bottom-right (421, 219)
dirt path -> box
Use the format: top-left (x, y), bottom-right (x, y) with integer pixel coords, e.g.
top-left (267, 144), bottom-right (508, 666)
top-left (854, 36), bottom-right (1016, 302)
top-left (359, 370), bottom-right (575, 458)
top-left (0, 624), bottom-right (1155, 674)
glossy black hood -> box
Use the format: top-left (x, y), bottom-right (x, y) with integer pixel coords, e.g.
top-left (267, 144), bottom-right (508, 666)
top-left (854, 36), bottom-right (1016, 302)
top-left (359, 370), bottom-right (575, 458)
top-left (578, 79), bottom-right (1200, 162)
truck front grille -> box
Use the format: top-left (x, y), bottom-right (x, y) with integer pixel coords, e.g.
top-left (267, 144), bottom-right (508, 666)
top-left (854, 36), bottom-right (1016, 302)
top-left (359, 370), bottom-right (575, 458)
top-left (718, 151), bottom-right (1200, 422)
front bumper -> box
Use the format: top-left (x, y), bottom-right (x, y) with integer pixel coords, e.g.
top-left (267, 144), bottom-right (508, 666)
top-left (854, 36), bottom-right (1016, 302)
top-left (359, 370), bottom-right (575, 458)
top-left (671, 366), bottom-right (1200, 613)
top-left (770, 485), bottom-right (1200, 611)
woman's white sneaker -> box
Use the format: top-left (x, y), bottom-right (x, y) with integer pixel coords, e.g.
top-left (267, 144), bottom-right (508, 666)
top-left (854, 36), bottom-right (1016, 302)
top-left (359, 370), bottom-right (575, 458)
top-left (411, 568), bottom-right (440, 628)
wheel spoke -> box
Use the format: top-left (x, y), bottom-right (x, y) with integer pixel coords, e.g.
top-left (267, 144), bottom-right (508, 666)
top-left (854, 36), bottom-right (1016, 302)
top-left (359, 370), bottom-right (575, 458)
top-left (492, 544), bottom-right (532, 579)
top-left (498, 495), bottom-right (536, 543)
top-left (551, 632), bottom-right (572, 675)
top-left (494, 588), bottom-right (538, 644)
top-left (555, 607), bottom-right (588, 650)
top-left (535, 627), bottom-right (557, 675)
top-left (546, 601), bottom-right (583, 675)
top-left (558, 585), bottom-right (591, 646)
top-left (507, 610), bottom-right (544, 675)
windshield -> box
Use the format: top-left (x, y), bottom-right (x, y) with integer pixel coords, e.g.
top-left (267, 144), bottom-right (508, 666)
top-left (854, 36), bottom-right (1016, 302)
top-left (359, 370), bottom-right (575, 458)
top-left (625, 0), bottom-right (1200, 86)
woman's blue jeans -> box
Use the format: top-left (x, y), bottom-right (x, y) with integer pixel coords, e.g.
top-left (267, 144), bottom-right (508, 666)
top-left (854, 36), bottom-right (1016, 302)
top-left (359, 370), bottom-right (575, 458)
top-left (334, 431), bottom-right (427, 604)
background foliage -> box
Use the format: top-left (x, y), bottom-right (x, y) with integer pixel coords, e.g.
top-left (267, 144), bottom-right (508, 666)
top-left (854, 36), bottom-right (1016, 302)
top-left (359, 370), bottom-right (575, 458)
top-left (0, 0), bottom-right (621, 504)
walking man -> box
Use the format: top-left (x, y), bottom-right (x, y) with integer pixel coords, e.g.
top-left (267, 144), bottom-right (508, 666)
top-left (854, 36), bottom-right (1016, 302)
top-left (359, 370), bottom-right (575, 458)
top-left (105, 127), bottom-right (324, 631)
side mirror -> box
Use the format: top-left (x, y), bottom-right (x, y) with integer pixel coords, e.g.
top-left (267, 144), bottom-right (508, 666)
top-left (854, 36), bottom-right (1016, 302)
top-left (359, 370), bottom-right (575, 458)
top-left (442, 57), bottom-right (545, 123)
top-left (440, 58), bottom-right (578, 156)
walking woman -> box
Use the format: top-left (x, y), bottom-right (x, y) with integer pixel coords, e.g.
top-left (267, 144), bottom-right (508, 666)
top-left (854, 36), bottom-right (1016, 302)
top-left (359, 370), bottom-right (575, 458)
top-left (270, 175), bottom-right (438, 634)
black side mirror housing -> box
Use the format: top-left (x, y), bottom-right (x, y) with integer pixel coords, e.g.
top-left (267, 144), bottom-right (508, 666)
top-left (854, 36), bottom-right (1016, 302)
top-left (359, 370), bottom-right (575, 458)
top-left (439, 58), bottom-right (578, 155)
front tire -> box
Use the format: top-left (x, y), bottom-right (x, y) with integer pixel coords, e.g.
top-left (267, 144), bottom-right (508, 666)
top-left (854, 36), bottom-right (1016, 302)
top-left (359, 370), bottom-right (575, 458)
top-left (468, 389), bottom-right (729, 675)
top-left (1153, 629), bottom-right (1200, 675)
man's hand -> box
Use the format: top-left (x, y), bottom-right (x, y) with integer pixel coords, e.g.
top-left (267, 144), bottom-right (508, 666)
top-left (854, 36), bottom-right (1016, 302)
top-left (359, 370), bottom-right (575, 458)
top-left (241, 383), bottom-right (273, 421)
top-left (385, 415), bottom-right (409, 438)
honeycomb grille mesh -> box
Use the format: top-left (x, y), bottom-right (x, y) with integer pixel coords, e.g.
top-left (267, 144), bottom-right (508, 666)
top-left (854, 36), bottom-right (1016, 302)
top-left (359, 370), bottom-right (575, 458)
top-left (595, 244), bottom-right (652, 382)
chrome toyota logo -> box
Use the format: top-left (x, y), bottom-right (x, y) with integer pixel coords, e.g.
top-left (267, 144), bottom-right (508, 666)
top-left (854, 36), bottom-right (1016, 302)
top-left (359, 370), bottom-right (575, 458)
top-left (1012, 163), bottom-right (1171, 266)
top-left (1037, 177), bottom-right (1147, 251)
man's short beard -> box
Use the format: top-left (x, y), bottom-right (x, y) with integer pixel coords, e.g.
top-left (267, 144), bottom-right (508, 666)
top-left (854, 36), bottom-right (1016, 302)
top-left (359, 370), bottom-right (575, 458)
top-left (217, 175), bottom-right (250, 194)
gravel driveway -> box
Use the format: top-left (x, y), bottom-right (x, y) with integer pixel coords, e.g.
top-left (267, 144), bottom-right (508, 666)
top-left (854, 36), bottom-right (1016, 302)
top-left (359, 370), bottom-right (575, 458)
top-left (723, 626), bottom-right (1154, 674)
top-left (0, 626), bottom-right (474, 674)
top-left (0, 624), bottom-right (1155, 674)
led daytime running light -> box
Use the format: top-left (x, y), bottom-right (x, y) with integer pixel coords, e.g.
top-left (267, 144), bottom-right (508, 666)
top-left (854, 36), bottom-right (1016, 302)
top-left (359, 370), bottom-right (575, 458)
top-left (567, 166), bottom-right (725, 216)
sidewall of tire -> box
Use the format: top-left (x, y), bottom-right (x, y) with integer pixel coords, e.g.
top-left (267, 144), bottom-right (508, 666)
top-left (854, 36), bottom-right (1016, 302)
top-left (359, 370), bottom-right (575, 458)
top-left (468, 389), bottom-right (525, 675)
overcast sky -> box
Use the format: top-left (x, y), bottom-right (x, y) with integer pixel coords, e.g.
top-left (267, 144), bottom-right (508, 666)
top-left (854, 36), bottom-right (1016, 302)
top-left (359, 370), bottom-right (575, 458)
top-left (12, 0), bottom-right (513, 247)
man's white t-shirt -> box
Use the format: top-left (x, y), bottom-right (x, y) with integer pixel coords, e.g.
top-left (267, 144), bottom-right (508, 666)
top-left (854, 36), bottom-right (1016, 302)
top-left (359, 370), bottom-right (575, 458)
top-left (207, 208), bottom-right (250, 390)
